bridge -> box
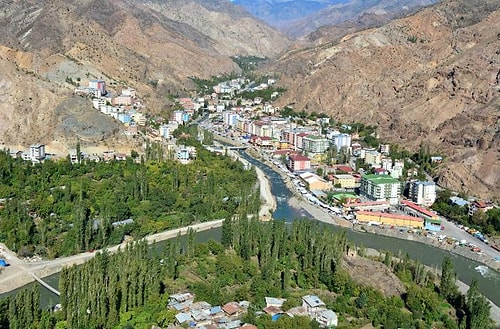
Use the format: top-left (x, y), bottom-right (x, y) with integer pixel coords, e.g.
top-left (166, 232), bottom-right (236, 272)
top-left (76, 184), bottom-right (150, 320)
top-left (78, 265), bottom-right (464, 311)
top-left (29, 272), bottom-right (60, 296)
top-left (227, 146), bottom-right (248, 150)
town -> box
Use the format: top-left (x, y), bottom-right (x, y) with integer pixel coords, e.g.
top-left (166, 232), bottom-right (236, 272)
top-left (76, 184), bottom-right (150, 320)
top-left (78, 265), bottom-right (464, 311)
top-left (3, 73), bottom-right (498, 263)
top-left (1, 73), bottom-right (498, 329)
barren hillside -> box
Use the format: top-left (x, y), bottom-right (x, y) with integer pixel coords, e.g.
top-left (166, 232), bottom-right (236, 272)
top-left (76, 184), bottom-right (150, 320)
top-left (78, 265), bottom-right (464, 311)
top-left (271, 0), bottom-right (500, 200)
top-left (0, 0), bottom-right (288, 149)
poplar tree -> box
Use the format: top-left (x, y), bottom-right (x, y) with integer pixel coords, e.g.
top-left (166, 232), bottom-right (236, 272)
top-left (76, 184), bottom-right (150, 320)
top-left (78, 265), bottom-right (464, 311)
top-left (440, 256), bottom-right (458, 300)
top-left (466, 279), bottom-right (492, 329)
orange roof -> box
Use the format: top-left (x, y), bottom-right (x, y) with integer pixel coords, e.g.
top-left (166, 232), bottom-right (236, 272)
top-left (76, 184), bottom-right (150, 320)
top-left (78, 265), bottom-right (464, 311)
top-left (357, 210), bottom-right (424, 222)
top-left (401, 200), bottom-right (437, 218)
top-left (222, 302), bottom-right (240, 315)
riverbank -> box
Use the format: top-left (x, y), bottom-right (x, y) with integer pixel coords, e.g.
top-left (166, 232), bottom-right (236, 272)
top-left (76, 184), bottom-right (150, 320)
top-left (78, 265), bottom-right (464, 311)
top-left (0, 219), bottom-right (224, 295)
top-left (362, 248), bottom-right (500, 325)
top-left (354, 224), bottom-right (500, 272)
top-left (255, 166), bottom-right (277, 220)
top-left (246, 147), bottom-right (500, 273)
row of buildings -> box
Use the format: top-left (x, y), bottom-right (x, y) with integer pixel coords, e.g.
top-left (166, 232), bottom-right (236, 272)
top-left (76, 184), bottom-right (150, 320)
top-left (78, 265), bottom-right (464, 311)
top-left (168, 293), bottom-right (338, 328)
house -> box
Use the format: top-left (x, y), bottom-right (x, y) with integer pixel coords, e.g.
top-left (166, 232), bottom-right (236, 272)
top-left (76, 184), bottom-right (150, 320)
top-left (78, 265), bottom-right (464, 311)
top-left (263, 306), bottom-right (282, 316)
top-left (210, 306), bottom-right (223, 316)
top-left (286, 306), bottom-right (308, 318)
top-left (431, 156), bottom-right (443, 163)
top-left (222, 302), bottom-right (241, 316)
top-left (331, 133), bottom-right (351, 151)
top-left (468, 200), bottom-right (495, 217)
top-left (265, 297), bottom-right (286, 308)
top-left (174, 313), bottom-right (193, 325)
top-left (300, 172), bottom-right (332, 191)
top-left (169, 292), bottom-right (194, 304)
top-left (111, 218), bottom-right (134, 228)
top-left (314, 309), bottom-right (338, 327)
top-left (302, 295), bottom-right (326, 312)
top-left (288, 154), bottom-right (311, 171)
top-left (335, 165), bottom-right (354, 174)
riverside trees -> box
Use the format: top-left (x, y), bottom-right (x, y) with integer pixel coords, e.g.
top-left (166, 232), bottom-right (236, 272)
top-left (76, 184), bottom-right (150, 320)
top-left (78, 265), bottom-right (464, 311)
top-left (3, 218), bottom-right (485, 328)
top-left (0, 140), bottom-right (256, 257)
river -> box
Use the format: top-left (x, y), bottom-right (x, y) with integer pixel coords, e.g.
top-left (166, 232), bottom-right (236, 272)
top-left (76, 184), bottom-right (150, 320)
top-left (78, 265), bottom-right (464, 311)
top-left (2, 150), bottom-right (500, 311)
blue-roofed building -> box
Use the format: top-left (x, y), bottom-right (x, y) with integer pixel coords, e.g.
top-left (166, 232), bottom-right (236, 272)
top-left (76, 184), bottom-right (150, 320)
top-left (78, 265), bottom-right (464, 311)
top-left (210, 306), bottom-right (222, 315)
top-left (450, 196), bottom-right (469, 207)
top-left (175, 312), bottom-right (192, 324)
top-left (302, 295), bottom-right (325, 311)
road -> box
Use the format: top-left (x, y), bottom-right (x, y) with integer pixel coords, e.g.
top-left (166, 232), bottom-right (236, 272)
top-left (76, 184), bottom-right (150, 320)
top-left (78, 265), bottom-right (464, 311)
top-left (439, 217), bottom-right (500, 261)
top-left (0, 219), bottom-right (224, 295)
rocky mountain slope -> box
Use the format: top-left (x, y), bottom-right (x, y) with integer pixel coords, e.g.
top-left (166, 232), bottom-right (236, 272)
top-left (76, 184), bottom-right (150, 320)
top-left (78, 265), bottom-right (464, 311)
top-left (0, 0), bottom-right (288, 149)
top-left (270, 0), bottom-right (500, 200)
top-left (233, 0), bottom-right (438, 38)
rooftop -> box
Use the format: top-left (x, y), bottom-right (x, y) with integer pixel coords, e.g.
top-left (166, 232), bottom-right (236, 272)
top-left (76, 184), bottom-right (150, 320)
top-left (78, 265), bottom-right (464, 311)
top-left (362, 174), bottom-right (400, 185)
top-left (289, 154), bottom-right (311, 162)
top-left (302, 295), bottom-right (325, 308)
top-left (401, 200), bottom-right (438, 219)
top-left (357, 210), bottom-right (424, 222)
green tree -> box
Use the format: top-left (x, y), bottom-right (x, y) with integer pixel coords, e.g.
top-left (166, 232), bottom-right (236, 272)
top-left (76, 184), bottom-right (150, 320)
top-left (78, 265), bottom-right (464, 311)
top-left (466, 278), bottom-right (493, 329)
top-left (440, 257), bottom-right (458, 300)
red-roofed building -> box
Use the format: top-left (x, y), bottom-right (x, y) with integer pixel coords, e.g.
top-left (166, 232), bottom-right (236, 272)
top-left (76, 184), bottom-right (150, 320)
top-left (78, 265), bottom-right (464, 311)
top-left (263, 306), bottom-right (282, 316)
top-left (288, 154), bottom-right (311, 172)
top-left (356, 210), bottom-right (424, 229)
top-left (374, 168), bottom-right (388, 175)
top-left (401, 200), bottom-right (439, 220)
top-left (272, 150), bottom-right (299, 158)
top-left (336, 165), bottom-right (355, 174)
top-left (222, 302), bottom-right (241, 316)
top-left (250, 135), bottom-right (273, 148)
top-left (468, 200), bottom-right (495, 217)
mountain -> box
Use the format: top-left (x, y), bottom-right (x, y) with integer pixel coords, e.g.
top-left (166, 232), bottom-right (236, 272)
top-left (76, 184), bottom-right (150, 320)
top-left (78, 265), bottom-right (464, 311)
top-left (232, 0), bottom-right (438, 38)
top-left (232, 0), bottom-right (348, 24)
top-left (269, 0), bottom-right (500, 200)
top-left (0, 0), bottom-right (288, 148)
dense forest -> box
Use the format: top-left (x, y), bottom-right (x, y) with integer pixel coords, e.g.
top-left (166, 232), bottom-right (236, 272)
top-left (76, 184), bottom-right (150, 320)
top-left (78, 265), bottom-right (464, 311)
top-left (0, 128), bottom-right (257, 257)
top-left (0, 218), bottom-right (494, 329)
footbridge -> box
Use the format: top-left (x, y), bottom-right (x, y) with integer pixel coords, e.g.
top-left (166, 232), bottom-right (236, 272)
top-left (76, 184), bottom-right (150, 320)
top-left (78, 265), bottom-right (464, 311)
top-left (29, 272), bottom-right (60, 296)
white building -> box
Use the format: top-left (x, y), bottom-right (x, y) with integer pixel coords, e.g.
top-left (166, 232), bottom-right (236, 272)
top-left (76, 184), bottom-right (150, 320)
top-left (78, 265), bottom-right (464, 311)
top-left (360, 174), bottom-right (401, 205)
top-left (29, 144), bottom-right (45, 162)
top-left (314, 309), bottom-right (338, 327)
top-left (302, 135), bottom-right (330, 154)
top-left (409, 181), bottom-right (436, 206)
top-left (390, 160), bottom-right (404, 179)
top-left (173, 110), bottom-right (184, 124)
top-left (331, 133), bottom-right (351, 151)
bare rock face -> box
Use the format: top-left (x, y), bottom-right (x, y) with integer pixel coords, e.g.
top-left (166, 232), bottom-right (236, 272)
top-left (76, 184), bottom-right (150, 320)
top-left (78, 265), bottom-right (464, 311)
top-left (270, 0), bottom-right (500, 200)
